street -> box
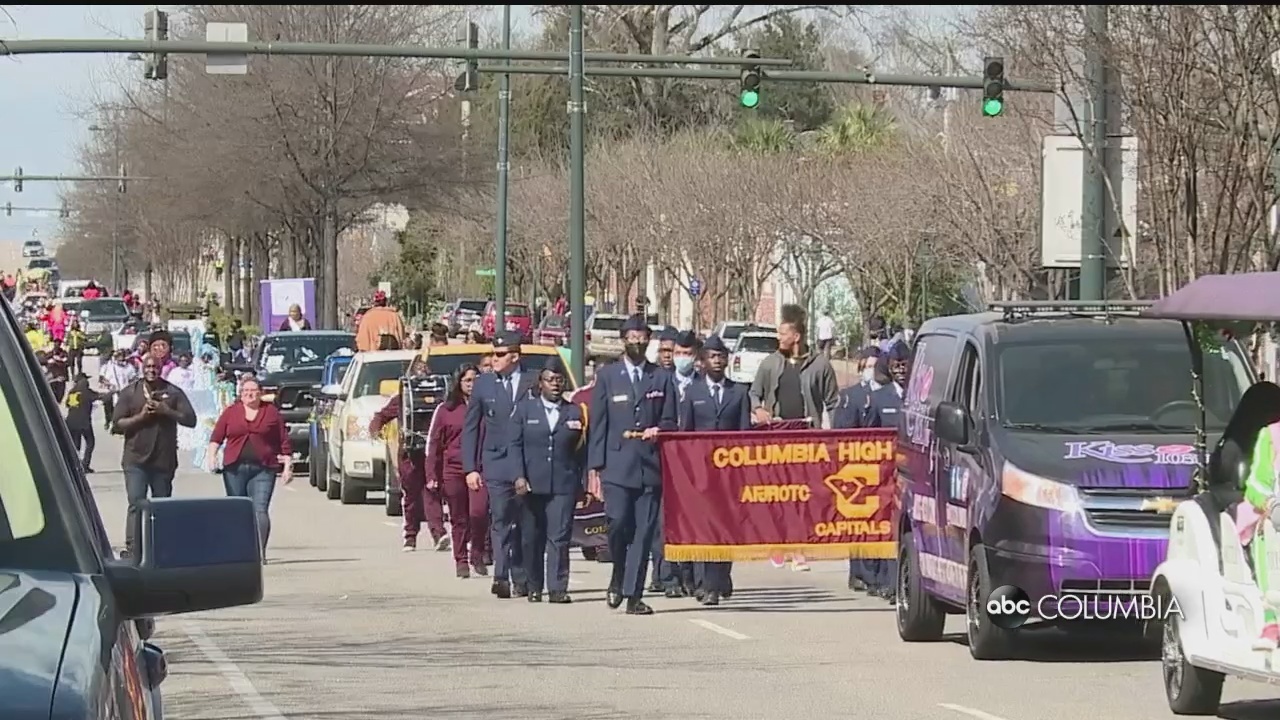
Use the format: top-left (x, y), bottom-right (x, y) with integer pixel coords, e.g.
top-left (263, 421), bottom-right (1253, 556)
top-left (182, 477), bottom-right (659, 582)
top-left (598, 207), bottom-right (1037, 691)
top-left (82, 428), bottom-right (1280, 720)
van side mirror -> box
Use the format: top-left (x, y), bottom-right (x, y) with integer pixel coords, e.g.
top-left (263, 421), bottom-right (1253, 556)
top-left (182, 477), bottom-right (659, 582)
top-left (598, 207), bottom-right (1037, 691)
top-left (320, 384), bottom-right (344, 398)
top-left (934, 401), bottom-right (974, 450)
top-left (105, 497), bottom-right (263, 617)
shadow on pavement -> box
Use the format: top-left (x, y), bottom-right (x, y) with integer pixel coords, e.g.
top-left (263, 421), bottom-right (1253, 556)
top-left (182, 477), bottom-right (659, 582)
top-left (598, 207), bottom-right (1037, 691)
top-left (943, 630), bottom-right (1161, 663)
top-left (1219, 699), bottom-right (1280, 720)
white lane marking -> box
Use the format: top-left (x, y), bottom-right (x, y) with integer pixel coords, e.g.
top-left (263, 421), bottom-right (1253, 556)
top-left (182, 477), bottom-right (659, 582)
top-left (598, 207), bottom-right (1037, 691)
top-left (687, 618), bottom-right (749, 640)
top-left (938, 703), bottom-right (1013, 720)
top-left (383, 521), bottom-right (399, 527)
top-left (182, 621), bottom-right (287, 720)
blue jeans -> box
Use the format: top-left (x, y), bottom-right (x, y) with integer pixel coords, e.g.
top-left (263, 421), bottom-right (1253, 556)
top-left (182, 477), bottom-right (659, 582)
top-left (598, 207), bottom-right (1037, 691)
top-left (123, 465), bottom-right (175, 555)
top-left (222, 463), bottom-right (277, 551)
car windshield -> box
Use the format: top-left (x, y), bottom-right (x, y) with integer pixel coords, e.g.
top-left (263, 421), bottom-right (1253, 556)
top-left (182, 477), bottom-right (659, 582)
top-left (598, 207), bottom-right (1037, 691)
top-left (591, 316), bottom-right (625, 332)
top-left (425, 352), bottom-right (576, 387)
top-left (28, 259), bottom-right (54, 269)
top-left (458, 300), bottom-right (487, 313)
top-left (998, 338), bottom-right (1249, 432)
top-left (79, 299), bottom-right (129, 319)
top-left (542, 315), bottom-right (567, 329)
top-left (500, 304), bottom-right (529, 317)
top-left (258, 335), bottom-right (355, 372)
top-left (737, 334), bottom-right (779, 353)
top-left (353, 359), bottom-right (413, 398)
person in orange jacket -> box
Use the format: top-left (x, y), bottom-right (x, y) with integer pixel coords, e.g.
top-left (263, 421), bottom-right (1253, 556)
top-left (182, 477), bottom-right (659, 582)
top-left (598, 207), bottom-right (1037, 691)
top-left (355, 290), bottom-right (406, 352)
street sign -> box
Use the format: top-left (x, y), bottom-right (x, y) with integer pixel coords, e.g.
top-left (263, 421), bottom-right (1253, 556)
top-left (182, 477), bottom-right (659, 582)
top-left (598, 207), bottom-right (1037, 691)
top-left (475, 268), bottom-right (496, 277)
top-left (689, 278), bottom-right (702, 296)
top-left (206, 22), bottom-right (249, 75)
top-left (1040, 134), bottom-right (1138, 269)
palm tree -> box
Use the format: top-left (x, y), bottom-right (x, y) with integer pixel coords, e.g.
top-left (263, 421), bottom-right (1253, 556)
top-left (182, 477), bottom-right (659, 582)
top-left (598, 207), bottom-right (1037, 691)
top-left (815, 103), bottom-right (897, 153)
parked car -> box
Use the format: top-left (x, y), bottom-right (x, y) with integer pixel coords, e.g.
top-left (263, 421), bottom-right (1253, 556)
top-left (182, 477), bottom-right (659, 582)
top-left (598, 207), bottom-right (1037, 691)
top-left (534, 313), bottom-right (569, 347)
top-left (711, 320), bottom-right (778, 353)
top-left (481, 300), bottom-right (533, 342)
top-left (0, 289), bottom-right (263, 719)
top-left (245, 331), bottom-right (358, 468)
top-left (447, 298), bottom-right (488, 337)
top-left (728, 330), bottom-right (779, 384)
top-left (310, 348), bottom-right (356, 496)
top-left (586, 313), bottom-right (628, 364)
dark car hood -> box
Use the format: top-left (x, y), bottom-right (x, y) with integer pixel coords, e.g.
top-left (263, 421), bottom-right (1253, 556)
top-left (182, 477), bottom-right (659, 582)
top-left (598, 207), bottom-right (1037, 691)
top-left (0, 571), bottom-right (77, 719)
top-left (999, 430), bottom-right (1214, 491)
top-left (259, 366), bottom-right (324, 387)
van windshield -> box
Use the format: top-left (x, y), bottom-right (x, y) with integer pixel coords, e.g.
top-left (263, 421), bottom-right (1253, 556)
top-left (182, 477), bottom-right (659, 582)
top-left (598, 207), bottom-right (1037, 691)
top-left (997, 339), bottom-right (1248, 432)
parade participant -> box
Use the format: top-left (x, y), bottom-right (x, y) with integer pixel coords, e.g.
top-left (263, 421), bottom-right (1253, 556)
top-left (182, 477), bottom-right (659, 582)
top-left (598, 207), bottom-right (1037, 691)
top-left (65, 373), bottom-right (100, 473)
top-left (167, 353), bottom-right (197, 393)
top-left (671, 331), bottom-right (700, 398)
top-left (24, 321), bottom-right (48, 353)
top-left (226, 319), bottom-right (246, 356)
top-left (648, 326), bottom-right (681, 594)
top-left (426, 363), bottom-right (490, 577)
top-left (112, 354), bottom-right (198, 558)
top-left (146, 330), bottom-right (179, 379)
top-left (429, 323), bottom-right (449, 347)
top-left (278, 303), bottom-right (312, 331)
top-left (466, 329), bottom-right (485, 344)
top-left (206, 376), bottom-right (292, 557)
top-left (477, 353), bottom-right (494, 374)
top-left (45, 339), bottom-right (70, 402)
top-left (748, 304), bottom-right (839, 429)
top-left (66, 318), bottom-right (87, 376)
top-left (653, 326), bottom-right (677, 370)
top-left (98, 348), bottom-right (138, 430)
top-left (860, 342), bottom-right (910, 602)
top-left (677, 335), bottom-right (751, 605)
top-left (130, 337), bottom-right (151, 371)
top-left (462, 331), bottom-right (537, 598)
top-left (833, 347), bottom-right (881, 591)
top-left (45, 301), bottom-right (68, 343)
top-left (511, 358), bottom-right (585, 604)
top-left (587, 314), bottom-right (677, 615)
top-left (370, 356), bottom-right (449, 552)
top-left (81, 281), bottom-right (102, 300)
top-left (816, 311), bottom-right (836, 355)
top-left (356, 290), bottom-right (407, 352)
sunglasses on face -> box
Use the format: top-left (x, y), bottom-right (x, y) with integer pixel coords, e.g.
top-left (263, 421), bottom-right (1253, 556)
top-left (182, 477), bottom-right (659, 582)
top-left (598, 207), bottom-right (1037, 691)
top-left (492, 350), bottom-right (512, 358)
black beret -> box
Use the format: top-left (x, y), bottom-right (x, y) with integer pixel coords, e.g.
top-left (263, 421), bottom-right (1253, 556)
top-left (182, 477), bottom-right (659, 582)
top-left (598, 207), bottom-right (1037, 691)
top-left (887, 341), bottom-right (912, 361)
top-left (674, 330), bottom-right (698, 348)
top-left (541, 356), bottom-right (566, 376)
top-left (658, 325), bottom-right (679, 343)
top-left (702, 335), bottom-right (729, 354)
top-left (622, 314), bottom-right (650, 334)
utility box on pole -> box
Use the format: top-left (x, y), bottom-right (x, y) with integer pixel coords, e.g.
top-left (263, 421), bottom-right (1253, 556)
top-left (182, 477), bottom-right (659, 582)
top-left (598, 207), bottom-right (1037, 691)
top-left (1040, 134), bottom-right (1138, 269)
top-left (206, 21), bottom-right (249, 75)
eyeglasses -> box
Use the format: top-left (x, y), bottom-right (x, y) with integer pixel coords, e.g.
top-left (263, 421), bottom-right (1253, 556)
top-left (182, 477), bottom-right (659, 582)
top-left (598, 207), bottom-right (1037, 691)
top-left (492, 350), bottom-right (512, 358)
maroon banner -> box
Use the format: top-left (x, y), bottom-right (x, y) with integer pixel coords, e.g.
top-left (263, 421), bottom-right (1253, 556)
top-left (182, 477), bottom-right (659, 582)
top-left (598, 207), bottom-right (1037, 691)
top-left (658, 428), bottom-right (898, 561)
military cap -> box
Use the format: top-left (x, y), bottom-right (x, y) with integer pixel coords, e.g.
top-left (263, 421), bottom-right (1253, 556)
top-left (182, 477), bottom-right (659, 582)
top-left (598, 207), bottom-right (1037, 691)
top-left (887, 341), bottom-right (912, 361)
top-left (492, 330), bottom-right (523, 349)
top-left (621, 314), bottom-right (651, 334)
top-left (674, 330), bottom-right (698, 348)
top-left (658, 325), bottom-right (679, 343)
top-left (541, 356), bottom-right (567, 376)
top-left (702, 335), bottom-right (729, 354)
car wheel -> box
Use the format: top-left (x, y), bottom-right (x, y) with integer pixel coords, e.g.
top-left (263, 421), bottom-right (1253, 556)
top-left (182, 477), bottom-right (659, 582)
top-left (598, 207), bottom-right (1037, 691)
top-left (308, 448), bottom-right (319, 487)
top-left (315, 441), bottom-right (329, 493)
top-left (339, 471), bottom-right (366, 504)
top-left (966, 544), bottom-right (1015, 660)
top-left (325, 461), bottom-right (341, 500)
top-left (896, 531), bottom-right (947, 642)
top-left (1162, 609), bottom-right (1224, 715)
top-left (385, 490), bottom-right (403, 516)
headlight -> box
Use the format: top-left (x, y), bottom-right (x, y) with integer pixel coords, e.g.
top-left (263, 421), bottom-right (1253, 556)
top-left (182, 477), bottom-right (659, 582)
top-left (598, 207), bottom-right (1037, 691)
top-left (1000, 462), bottom-right (1082, 514)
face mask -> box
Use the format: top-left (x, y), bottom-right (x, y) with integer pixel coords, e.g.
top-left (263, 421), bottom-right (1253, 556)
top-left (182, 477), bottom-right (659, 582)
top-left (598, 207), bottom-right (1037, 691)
top-left (625, 342), bottom-right (647, 361)
top-left (861, 367), bottom-right (875, 384)
top-left (673, 356), bottom-right (695, 376)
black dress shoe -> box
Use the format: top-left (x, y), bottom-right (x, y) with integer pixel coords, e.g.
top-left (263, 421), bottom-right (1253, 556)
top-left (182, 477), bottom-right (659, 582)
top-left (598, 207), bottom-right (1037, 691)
top-left (647, 580), bottom-right (664, 593)
top-left (849, 577), bottom-right (867, 592)
top-left (664, 587), bottom-right (684, 599)
top-left (527, 592), bottom-right (543, 603)
top-left (492, 580), bottom-right (511, 599)
top-left (512, 581), bottom-right (529, 598)
top-left (723, 581), bottom-right (733, 599)
top-left (694, 589), bottom-right (706, 603)
top-left (625, 598), bottom-right (654, 615)
top-left (701, 591), bottom-right (721, 606)
top-left (547, 592), bottom-right (573, 604)
top-left (606, 588), bottom-right (624, 609)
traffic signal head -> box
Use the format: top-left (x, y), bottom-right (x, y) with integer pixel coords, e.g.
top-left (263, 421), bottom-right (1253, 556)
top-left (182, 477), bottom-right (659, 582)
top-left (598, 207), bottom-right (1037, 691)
top-left (740, 49), bottom-right (761, 109)
top-left (144, 9), bottom-right (169, 80)
top-left (4, 202), bottom-right (11, 217)
top-left (454, 20), bottom-right (479, 93)
top-left (983, 56), bottom-right (1005, 117)
top-left (13, 167), bottom-right (22, 193)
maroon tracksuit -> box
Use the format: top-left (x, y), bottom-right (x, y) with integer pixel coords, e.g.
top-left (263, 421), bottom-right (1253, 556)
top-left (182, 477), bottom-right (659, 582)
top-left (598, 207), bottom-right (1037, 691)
top-left (371, 395), bottom-right (446, 544)
top-left (425, 400), bottom-right (491, 568)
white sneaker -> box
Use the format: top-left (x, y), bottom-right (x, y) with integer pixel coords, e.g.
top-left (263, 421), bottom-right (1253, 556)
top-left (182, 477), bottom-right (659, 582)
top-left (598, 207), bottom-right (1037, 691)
top-left (434, 534), bottom-right (451, 552)
top-left (791, 557), bottom-right (810, 572)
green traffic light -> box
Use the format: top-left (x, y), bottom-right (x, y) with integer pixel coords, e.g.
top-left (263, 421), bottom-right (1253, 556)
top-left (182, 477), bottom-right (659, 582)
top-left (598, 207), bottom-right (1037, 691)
top-left (740, 89), bottom-right (760, 108)
top-left (982, 98), bottom-right (1004, 117)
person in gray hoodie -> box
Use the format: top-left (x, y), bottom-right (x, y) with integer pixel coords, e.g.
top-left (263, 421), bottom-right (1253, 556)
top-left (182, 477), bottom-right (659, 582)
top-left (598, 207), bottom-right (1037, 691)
top-left (749, 304), bottom-right (840, 429)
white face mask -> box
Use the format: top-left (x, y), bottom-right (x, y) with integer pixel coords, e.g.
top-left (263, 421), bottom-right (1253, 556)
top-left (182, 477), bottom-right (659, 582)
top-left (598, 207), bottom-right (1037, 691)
top-left (861, 367), bottom-right (875, 384)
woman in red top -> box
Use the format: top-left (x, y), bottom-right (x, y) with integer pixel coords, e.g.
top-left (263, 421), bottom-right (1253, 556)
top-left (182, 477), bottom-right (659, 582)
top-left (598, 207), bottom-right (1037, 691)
top-left (205, 376), bottom-right (293, 557)
top-left (426, 363), bottom-right (490, 578)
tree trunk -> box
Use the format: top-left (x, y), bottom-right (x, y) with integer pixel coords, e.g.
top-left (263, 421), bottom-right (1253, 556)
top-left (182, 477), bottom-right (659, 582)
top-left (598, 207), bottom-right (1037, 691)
top-left (322, 202), bottom-right (340, 329)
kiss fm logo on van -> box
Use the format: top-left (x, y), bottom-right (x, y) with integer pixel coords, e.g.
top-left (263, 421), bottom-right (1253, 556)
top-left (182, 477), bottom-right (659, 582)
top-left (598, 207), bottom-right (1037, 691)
top-left (983, 585), bottom-right (1183, 630)
top-left (1063, 441), bottom-right (1198, 465)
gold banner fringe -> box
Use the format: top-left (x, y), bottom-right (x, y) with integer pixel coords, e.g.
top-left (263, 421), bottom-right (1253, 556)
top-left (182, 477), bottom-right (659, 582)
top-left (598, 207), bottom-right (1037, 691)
top-left (664, 542), bottom-right (897, 562)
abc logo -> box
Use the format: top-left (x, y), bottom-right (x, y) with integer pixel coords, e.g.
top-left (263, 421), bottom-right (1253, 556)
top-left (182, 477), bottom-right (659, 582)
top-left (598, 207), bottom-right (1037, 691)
top-left (984, 585), bottom-right (1032, 630)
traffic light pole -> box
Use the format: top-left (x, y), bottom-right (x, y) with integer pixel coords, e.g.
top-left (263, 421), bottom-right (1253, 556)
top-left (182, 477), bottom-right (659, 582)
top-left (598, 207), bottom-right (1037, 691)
top-left (568, 5), bottom-right (587, 382)
top-left (1079, 4), bottom-right (1110, 302)
top-left (494, 5), bottom-right (512, 333)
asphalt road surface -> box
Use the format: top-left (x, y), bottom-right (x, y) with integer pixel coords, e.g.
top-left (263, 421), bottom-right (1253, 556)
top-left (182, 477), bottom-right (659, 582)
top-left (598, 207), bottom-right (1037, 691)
top-left (74, 361), bottom-right (1280, 720)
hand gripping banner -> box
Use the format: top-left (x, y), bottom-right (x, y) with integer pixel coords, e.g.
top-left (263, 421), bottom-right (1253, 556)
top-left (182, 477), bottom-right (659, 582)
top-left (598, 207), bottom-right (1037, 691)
top-left (658, 428), bottom-right (898, 562)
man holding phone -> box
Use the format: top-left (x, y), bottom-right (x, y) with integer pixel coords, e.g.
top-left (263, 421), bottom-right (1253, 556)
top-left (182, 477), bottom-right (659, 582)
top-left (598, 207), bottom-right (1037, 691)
top-left (112, 354), bottom-right (198, 558)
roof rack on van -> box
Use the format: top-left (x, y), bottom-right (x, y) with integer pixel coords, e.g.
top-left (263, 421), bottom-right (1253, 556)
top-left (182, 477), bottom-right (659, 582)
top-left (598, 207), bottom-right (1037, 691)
top-left (990, 300), bottom-right (1153, 322)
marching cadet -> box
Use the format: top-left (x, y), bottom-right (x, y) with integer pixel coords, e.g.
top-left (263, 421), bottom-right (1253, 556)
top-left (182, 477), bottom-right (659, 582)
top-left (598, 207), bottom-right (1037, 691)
top-left (511, 358), bottom-right (584, 604)
top-left (833, 346), bottom-right (880, 592)
top-left (649, 325), bottom-right (682, 594)
top-left (678, 335), bottom-right (751, 605)
top-left (653, 326), bottom-right (677, 370)
top-left (587, 314), bottom-right (678, 615)
top-left (463, 331), bottom-right (538, 599)
top-left (671, 331), bottom-right (700, 396)
top-left (860, 341), bottom-right (911, 603)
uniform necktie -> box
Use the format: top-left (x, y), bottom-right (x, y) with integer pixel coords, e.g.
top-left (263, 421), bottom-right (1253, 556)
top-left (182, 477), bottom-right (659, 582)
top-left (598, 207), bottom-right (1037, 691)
top-left (502, 374), bottom-right (513, 400)
top-left (712, 384), bottom-right (722, 408)
top-left (631, 367), bottom-right (641, 386)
